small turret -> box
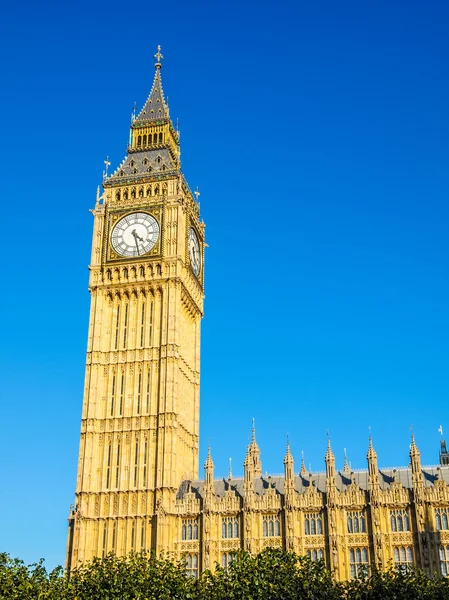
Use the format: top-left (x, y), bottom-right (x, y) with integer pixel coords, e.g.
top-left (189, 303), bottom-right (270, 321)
top-left (325, 438), bottom-right (337, 496)
top-left (367, 435), bottom-right (380, 494)
top-left (439, 426), bottom-right (449, 466)
top-left (284, 441), bottom-right (295, 493)
top-left (300, 450), bottom-right (307, 477)
top-left (410, 433), bottom-right (424, 493)
top-left (204, 446), bottom-right (214, 496)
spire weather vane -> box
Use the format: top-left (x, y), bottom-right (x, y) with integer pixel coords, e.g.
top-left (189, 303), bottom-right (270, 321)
top-left (439, 425), bottom-right (444, 436)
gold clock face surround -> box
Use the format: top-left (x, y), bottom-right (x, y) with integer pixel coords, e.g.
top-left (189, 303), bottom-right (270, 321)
top-left (111, 212), bottom-right (160, 258)
top-left (188, 227), bottom-right (201, 276)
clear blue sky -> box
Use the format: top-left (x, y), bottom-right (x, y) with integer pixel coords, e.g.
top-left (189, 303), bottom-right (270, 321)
top-left (0, 0), bottom-right (448, 570)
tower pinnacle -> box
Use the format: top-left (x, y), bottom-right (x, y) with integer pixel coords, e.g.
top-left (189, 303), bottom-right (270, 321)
top-left (154, 44), bottom-right (163, 68)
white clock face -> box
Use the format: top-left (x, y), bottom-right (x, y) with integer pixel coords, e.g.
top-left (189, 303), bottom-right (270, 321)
top-left (188, 227), bottom-right (201, 276)
top-left (111, 212), bottom-right (160, 257)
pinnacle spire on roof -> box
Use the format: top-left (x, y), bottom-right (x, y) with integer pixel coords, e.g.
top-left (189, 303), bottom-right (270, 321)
top-left (325, 436), bottom-right (334, 461)
top-left (300, 450), bottom-right (307, 476)
top-left (135, 45), bottom-right (169, 123)
top-left (204, 445), bottom-right (214, 470)
top-left (367, 435), bottom-right (377, 460)
top-left (342, 448), bottom-right (351, 472)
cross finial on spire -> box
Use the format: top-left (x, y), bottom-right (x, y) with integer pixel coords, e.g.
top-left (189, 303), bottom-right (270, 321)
top-left (103, 156), bottom-right (110, 179)
top-left (438, 425), bottom-right (444, 437)
top-left (228, 457), bottom-right (233, 480)
top-left (154, 45), bottom-right (163, 68)
top-left (194, 187), bottom-right (200, 204)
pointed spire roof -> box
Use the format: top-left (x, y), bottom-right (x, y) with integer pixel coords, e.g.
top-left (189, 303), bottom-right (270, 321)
top-left (135, 45), bottom-right (169, 123)
top-left (204, 445), bottom-right (214, 470)
top-left (325, 437), bottom-right (335, 461)
top-left (367, 435), bottom-right (377, 460)
top-left (342, 448), bottom-right (351, 473)
top-left (410, 433), bottom-right (420, 458)
top-left (284, 440), bottom-right (293, 465)
top-left (228, 457), bottom-right (233, 481)
top-left (300, 450), bottom-right (307, 476)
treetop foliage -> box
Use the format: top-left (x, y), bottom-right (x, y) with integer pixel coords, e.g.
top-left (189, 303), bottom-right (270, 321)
top-left (1, 548), bottom-right (448, 600)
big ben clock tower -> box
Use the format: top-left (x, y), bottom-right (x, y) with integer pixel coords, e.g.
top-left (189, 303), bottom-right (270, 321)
top-left (66, 47), bottom-right (205, 568)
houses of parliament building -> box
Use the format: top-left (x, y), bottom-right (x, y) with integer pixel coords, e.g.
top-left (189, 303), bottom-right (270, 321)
top-left (66, 47), bottom-right (449, 580)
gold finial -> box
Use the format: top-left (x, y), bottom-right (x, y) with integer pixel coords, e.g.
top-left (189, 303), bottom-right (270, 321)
top-left (154, 45), bottom-right (164, 68)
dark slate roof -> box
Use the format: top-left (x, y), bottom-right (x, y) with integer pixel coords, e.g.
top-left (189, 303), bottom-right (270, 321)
top-left (178, 466), bottom-right (449, 499)
top-left (108, 148), bottom-right (178, 182)
top-left (134, 67), bottom-right (168, 123)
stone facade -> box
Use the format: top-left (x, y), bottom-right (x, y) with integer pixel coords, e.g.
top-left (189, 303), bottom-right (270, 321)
top-left (66, 48), bottom-right (449, 580)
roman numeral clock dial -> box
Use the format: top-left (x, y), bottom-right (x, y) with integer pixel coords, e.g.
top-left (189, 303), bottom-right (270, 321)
top-left (111, 212), bottom-right (160, 257)
top-left (188, 227), bottom-right (201, 276)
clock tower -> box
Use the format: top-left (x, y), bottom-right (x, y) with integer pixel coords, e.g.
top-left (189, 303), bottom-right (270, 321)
top-left (66, 47), bottom-right (205, 568)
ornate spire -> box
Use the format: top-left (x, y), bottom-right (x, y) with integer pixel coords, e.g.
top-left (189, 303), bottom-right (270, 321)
top-left (106, 46), bottom-right (181, 185)
top-left (300, 450), bottom-right (307, 476)
top-left (342, 448), bottom-right (351, 473)
top-left (247, 419), bottom-right (262, 477)
top-left (367, 435), bottom-right (379, 493)
top-left (134, 45), bottom-right (169, 123)
top-left (325, 437), bottom-right (336, 486)
top-left (204, 446), bottom-right (214, 495)
top-left (228, 457), bottom-right (233, 481)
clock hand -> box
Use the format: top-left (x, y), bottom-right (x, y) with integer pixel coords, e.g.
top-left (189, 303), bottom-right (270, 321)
top-left (131, 230), bottom-right (140, 256)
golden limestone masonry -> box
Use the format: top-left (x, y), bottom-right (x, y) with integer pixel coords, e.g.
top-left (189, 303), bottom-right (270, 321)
top-left (66, 47), bottom-right (449, 580)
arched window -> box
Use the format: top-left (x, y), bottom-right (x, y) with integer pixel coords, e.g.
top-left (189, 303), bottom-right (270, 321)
top-left (311, 519), bottom-right (316, 535)
top-left (193, 522), bottom-right (198, 539)
top-left (137, 135), bottom-right (142, 147)
top-left (159, 132), bottom-right (163, 143)
top-left (143, 134), bottom-right (147, 145)
top-left (274, 520), bottom-right (280, 536)
top-left (263, 520), bottom-right (268, 537)
top-left (269, 520), bottom-right (274, 536)
top-left (123, 190), bottom-right (128, 200)
top-left (222, 522), bottom-right (226, 539)
top-left (304, 518), bottom-right (310, 535)
top-left (139, 187), bottom-right (144, 198)
top-left (187, 524), bottom-right (192, 540)
top-left (353, 517), bottom-right (359, 533)
top-left (404, 514), bottom-right (410, 531)
top-left (115, 190), bottom-right (121, 201)
top-left (391, 515), bottom-right (397, 532)
top-left (443, 512), bottom-right (449, 530)
top-left (436, 513), bottom-right (442, 530)
top-left (397, 515), bottom-right (403, 531)
top-left (147, 186), bottom-right (152, 196)
top-left (347, 516), bottom-right (353, 533)
top-left (139, 266), bottom-right (145, 277)
top-left (234, 521), bottom-right (239, 538)
top-left (360, 515), bottom-right (366, 532)
top-left (153, 133), bottom-right (158, 143)
top-left (228, 522), bottom-right (232, 538)
top-left (131, 188), bottom-right (136, 199)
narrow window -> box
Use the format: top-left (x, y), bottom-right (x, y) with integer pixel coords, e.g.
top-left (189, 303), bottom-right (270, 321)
top-left (182, 524), bottom-right (187, 540)
top-left (140, 303), bottom-right (145, 347)
top-left (111, 521), bottom-right (117, 552)
top-left (153, 133), bottom-right (157, 143)
top-left (143, 441), bottom-right (147, 487)
top-left (106, 443), bottom-right (112, 488)
top-left (137, 135), bottom-right (142, 147)
top-left (146, 369), bottom-right (151, 412)
top-left (159, 132), bottom-right (163, 143)
top-left (141, 521), bottom-right (145, 549)
top-left (143, 134), bottom-right (147, 145)
top-left (114, 306), bottom-right (120, 350)
top-left (123, 304), bottom-right (128, 348)
top-left (137, 372), bottom-right (142, 414)
top-left (119, 373), bottom-right (124, 416)
top-left (115, 444), bottom-right (120, 487)
top-left (133, 442), bottom-right (138, 487)
top-left (111, 374), bottom-right (116, 416)
top-left (131, 521), bottom-right (135, 551)
top-left (148, 301), bottom-right (153, 344)
top-left (222, 522), bottom-right (226, 539)
top-left (102, 524), bottom-right (107, 558)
